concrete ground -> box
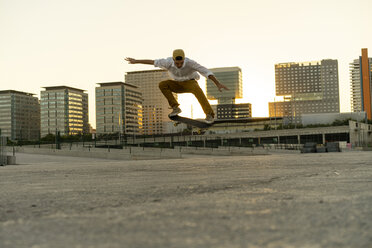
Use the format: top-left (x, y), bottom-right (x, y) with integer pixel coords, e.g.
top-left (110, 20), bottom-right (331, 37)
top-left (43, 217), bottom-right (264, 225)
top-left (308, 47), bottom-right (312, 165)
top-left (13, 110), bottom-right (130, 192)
top-left (0, 151), bottom-right (372, 248)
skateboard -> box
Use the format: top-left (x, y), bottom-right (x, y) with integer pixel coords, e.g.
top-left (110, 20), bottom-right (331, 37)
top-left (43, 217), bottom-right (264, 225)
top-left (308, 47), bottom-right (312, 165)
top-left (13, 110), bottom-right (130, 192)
top-left (169, 115), bottom-right (212, 129)
top-left (169, 115), bottom-right (283, 134)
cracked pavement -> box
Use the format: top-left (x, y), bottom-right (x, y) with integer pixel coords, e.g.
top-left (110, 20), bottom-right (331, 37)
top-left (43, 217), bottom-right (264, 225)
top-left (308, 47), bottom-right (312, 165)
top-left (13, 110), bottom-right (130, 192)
top-left (1, 151), bottom-right (372, 248)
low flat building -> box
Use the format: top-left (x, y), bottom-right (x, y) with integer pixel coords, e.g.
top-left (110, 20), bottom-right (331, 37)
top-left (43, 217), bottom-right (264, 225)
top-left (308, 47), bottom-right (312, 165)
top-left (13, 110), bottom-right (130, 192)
top-left (214, 103), bottom-right (252, 119)
top-left (126, 120), bottom-right (372, 148)
top-left (300, 112), bottom-right (366, 126)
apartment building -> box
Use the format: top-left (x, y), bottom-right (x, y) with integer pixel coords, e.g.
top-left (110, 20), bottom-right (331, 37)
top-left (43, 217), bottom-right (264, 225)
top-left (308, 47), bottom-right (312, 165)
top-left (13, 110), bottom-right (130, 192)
top-left (206, 67), bottom-right (243, 104)
top-left (0, 90), bottom-right (40, 140)
top-left (40, 86), bottom-right (89, 137)
top-left (350, 48), bottom-right (372, 119)
top-left (206, 67), bottom-right (253, 120)
top-left (269, 59), bottom-right (340, 123)
top-left (96, 82), bottom-right (142, 135)
top-left (125, 70), bottom-right (173, 135)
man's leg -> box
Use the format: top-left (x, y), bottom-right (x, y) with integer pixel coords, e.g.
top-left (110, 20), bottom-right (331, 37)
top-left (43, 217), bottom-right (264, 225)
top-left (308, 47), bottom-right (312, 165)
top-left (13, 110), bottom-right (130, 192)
top-left (186, 80), bottom-right (215, 117)
top-left (159, 80), bottom-right (183, 108)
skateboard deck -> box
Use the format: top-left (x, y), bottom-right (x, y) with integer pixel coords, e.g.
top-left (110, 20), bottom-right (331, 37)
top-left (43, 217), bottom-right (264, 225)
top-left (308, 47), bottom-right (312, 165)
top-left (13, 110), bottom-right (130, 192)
top-left (169, 115), bottom-right (212, 128)
top-left (169, 115), bottom-right (283, 129)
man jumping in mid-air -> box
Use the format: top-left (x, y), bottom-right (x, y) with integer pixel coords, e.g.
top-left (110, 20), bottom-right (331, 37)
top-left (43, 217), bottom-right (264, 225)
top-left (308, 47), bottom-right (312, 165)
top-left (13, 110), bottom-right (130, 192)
top-left (125, 49), bottom-right (228, 124)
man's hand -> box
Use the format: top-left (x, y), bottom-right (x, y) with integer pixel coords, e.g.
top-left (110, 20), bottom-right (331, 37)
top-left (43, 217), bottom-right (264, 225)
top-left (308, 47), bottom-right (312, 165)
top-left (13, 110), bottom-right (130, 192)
top-left (125, 57), bottom-right (137, 64)
top-left (125, 58), bottom-right (154, 65)
top-left (208, 75), bottom-right (229, 92)
top-left (217, 83), bottom-right (229, 92)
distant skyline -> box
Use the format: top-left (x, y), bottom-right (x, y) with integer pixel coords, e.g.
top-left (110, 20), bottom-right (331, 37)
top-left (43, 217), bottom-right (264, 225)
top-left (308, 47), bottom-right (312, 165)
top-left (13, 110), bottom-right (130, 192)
top-left (1, 0), bottom-right (371, 128)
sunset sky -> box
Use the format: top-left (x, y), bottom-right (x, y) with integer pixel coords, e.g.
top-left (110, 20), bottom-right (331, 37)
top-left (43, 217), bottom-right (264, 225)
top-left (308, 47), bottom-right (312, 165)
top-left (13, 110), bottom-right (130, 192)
top-left (1, 0), bottom-right (371, 127)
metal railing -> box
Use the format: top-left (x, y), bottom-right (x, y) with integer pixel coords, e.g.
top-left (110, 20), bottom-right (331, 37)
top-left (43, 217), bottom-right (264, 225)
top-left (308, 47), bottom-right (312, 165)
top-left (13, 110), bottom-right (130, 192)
top-left (0, 136), bottom-right (6, 165)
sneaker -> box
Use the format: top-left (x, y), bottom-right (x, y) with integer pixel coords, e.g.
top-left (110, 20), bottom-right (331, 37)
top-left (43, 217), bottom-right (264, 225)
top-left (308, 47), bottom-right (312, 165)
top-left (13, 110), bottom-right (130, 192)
top-left (169, 107), bottom-right (182, 117)
top-left (204, 114), bottom-right (214, 124)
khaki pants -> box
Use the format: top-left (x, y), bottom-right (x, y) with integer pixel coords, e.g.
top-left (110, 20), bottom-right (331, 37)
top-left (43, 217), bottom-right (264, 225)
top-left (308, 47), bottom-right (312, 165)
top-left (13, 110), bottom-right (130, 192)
top-left (159, 79), bottom-right (214, 117)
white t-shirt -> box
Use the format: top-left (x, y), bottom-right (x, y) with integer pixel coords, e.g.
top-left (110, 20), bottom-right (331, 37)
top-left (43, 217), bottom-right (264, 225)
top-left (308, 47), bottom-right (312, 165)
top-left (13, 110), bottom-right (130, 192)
top-left (154, 57), bottom-right (214, 82)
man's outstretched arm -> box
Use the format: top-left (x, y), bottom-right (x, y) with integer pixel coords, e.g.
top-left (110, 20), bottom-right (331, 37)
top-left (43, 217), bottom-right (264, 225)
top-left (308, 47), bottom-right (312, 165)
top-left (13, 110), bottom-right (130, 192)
top-left (208, 75), bottom-right (229, 92)
top-left (125, 57), bottom-right (154, 65)
top-left (190, 60), bottom-right (229, 92)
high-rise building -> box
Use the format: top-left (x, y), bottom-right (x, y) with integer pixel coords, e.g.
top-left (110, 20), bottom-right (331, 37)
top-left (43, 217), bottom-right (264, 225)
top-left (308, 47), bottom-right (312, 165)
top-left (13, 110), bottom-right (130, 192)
top-left (0, 90), bottom-right (40, 140)
top-left (269, 59), bottom-right (340, 122)
top-left (206, 67), bottom-right (250, 119)
top-left (40, 86), bottom-right (89, 137)
top-left (350, 48), bottom-right (372, 119)
top-left (125, 70), bottom-right (173, 135)
top-left (206, 67), bottom-right (243, 104)
top-left (96, 82), bottom-right (142, 135)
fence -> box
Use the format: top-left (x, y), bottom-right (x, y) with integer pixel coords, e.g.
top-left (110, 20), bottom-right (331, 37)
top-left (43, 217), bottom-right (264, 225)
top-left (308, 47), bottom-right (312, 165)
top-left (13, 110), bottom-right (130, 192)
top-left (0, 136), bottom-right (6, 165)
